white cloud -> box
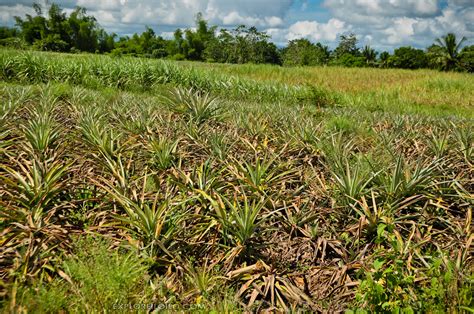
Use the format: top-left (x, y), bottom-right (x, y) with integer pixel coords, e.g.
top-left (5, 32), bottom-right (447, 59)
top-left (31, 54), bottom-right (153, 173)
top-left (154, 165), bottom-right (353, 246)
top-left (94, 10), bottom-right (117, 24)
top-left (323, 0), bottom-right (439, 19)
top-left (321, 0), bottom-right (474, 50)
top-left (287, 18), bottom-right (347, 42)
top-left (76, 0), bottom-right (126, 11)
top-left (448, 0), bottom-right (474, 7)
top-left (74, 0), bottom-right (292, 28)
top-left (0, 4), bottom-right (34, 24)
top-left (384, 17), bottom-right (416, 44)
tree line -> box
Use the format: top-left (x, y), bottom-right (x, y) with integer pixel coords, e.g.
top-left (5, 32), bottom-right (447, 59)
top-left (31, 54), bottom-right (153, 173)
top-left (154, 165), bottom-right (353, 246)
top-left (1, 3), bottom-right (473, 72)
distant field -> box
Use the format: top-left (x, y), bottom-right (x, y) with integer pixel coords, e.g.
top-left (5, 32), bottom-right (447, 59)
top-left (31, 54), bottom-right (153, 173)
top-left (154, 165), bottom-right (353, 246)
top-left (1, 49), bottom-right (473, 312)
top-left (186, 61), bottom-right (474, 116)
top-left (2, 49), bottom-right (473, 116)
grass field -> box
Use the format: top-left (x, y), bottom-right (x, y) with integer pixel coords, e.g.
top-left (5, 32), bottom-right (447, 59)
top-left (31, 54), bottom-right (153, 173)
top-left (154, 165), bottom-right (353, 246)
top-left (0, 49), bottom-right (473, 312)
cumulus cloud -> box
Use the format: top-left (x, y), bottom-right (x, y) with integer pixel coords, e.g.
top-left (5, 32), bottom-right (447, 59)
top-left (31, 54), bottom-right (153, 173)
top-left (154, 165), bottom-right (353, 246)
top-left (287, 18), bottom-right (347, 42)
top-left (220, 11), bottom-right (283, 27)
top-left (0, 0), bottom-right (292, 30)
top-left (384, 17), bottom-right (416, 44)
top-left (0, 4), bottom-right (34, 24)
top-left (448, 0), bottom-right (474, 7)
top-left (321, 0), bottom-right (474, 50)
top-left (75, 0), bottom-right (291, 28)
top-left (323, 0), bottom-right (440, 19)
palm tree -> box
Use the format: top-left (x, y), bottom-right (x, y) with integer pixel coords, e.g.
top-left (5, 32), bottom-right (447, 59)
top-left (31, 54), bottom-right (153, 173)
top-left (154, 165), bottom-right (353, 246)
top-left (379, 51), bottom-right (390, 68)
top-left (434, 33), bottom-right (466, 71)
top-left (362, 45), bottom-right (377, 65)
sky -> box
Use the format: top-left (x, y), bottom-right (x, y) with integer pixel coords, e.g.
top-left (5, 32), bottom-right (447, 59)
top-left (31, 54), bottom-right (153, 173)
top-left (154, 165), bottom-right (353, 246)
top-left (1, 0), bottom-right (473, 51)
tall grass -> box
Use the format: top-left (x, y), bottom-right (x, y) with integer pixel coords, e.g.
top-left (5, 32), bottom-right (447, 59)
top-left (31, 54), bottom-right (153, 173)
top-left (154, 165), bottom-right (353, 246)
top-left (0, 49), bottom-right (316, 103)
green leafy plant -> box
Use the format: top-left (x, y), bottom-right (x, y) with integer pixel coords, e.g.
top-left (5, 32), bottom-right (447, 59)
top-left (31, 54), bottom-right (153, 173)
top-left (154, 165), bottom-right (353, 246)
top-left (230, 156), bottom-right (294, 194)
top-left (148, 136), bottom-right (179, 171)
top-left (331, 158), bottom-right (376, 206)
top-left (163, 87), bottom-right (221, 124)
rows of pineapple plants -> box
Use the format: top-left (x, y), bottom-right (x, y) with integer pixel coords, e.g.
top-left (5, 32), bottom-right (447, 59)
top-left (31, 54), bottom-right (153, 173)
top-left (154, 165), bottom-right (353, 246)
top-left (1, 80), bottom-right (472, 312)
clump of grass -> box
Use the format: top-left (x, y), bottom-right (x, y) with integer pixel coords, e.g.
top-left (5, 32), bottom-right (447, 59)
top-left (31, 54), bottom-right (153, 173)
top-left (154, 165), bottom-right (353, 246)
top-left (12, 236), bottom-right (151, 312)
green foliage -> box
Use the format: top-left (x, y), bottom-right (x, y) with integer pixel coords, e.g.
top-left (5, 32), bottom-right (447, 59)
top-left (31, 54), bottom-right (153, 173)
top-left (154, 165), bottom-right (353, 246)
top-left (207, 193), bottom-right (268, 251)
top-left (330, 53), bottom-right (366, 67)
top-left (326, 116), bottom-right (358, 134)
top-left (33, 34), bottom-right (69, 51)
top-left (353, 256), bottom-right (473, 313)
top-left (388, 46), bottom-right (428, 69)
top-left (282, 39), bottom-right (330, 66)
top-left (148, 136), bottom-right (179, 171)
top-left (231, 156), bottom-right (293, 194)
top-left (2, 157), bottom-right (70, 220)
top-left (15, 280), bottom-right (69, 313)
top-left (433, 33), bottom-right (467, 71)
top-left (14, 3), bottom-right (105, 53)
top-left (162, 87), bottom-right (221, 124)
top-left (331, 158), bottom-right (375, 205)
top-left (14, 237), bottom-right (151, 312)
top-left (362, 45), bottom-right (377, 66)
top-left (204, 25), bottom-right (280, 64)
top-left (379, 51), bottom-right (390, 68)
top-left (375, 156), bottom-right (437, 208)
top-left (0, 26), bottom-right (19, 39)
top-left (333, 33), bottom-right (360, 58)
top-left (459, 45), bottom-right (474, 73)
top-left (0, 50), bottom-right (313, 103)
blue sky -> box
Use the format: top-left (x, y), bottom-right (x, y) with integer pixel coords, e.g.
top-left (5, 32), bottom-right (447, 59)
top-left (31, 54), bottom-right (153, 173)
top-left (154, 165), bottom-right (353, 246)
top-left (1, 0), bottom-right (473, 51)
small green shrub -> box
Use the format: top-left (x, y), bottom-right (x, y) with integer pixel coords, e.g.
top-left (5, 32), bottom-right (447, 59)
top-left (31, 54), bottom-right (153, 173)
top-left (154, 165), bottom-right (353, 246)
top-left (351, 255), bottom-right (473, 313)
top-left (12, 236), bottom-right (152, 312)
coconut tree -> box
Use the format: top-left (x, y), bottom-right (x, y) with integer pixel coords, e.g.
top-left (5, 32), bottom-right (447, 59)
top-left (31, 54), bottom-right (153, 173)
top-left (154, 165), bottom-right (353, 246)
top-left (362, 45), bottom-right (377, 66)
top-left (434, 33), bottom-right (466, 71)
top-left (379, 51), bottom-right (390, 68)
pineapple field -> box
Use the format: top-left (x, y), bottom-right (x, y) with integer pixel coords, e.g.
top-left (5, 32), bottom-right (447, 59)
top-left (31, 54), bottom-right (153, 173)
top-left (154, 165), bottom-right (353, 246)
top-left (0, 49), bottom-right (473, 312)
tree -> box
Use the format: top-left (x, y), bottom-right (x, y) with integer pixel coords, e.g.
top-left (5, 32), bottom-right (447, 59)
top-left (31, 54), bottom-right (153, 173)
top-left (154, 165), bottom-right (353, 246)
top-left (195, 12), bottom-right (215, 44)
top-left (330, 53), bottom-right (366, 67)
top-left (282, 39), bottom-right (330, 66)
top-left (204, 29), bottom-right (233, 62)
top-left (14, 3), bottom-right (47, 44)
top-left (379, 51), bottom-right (390, 68)
top-left (433, 33), bottom-right (467, 71)
top-left (459, 45), bottom-right (474, 73)
top-left (33, 33), bottom-right (69, 51)
top-left (67, 6), bottom-right (100, 52)
top-left (334, 33), bottom-right (359, 58)
top-left (362, 45), bottom-right (377, 66)
top-left (388, 46), bottom-right (427, 69)
top-left (47, 3), bottom-right (70, 47)
top-left (140, 26), bottom-right (156, 54)
top-left (0, 26), bottom-right (19, 39)
top-left (166, 13), bottom-right (216, 60)
top-left (168, 29), bottom-right (184, 57)
top-left (97, 30), bottom-right (115, 53)
top-left (203, 25), bottom-right (278, 64)
top-left (15, 3), bottom-right (104, 52)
